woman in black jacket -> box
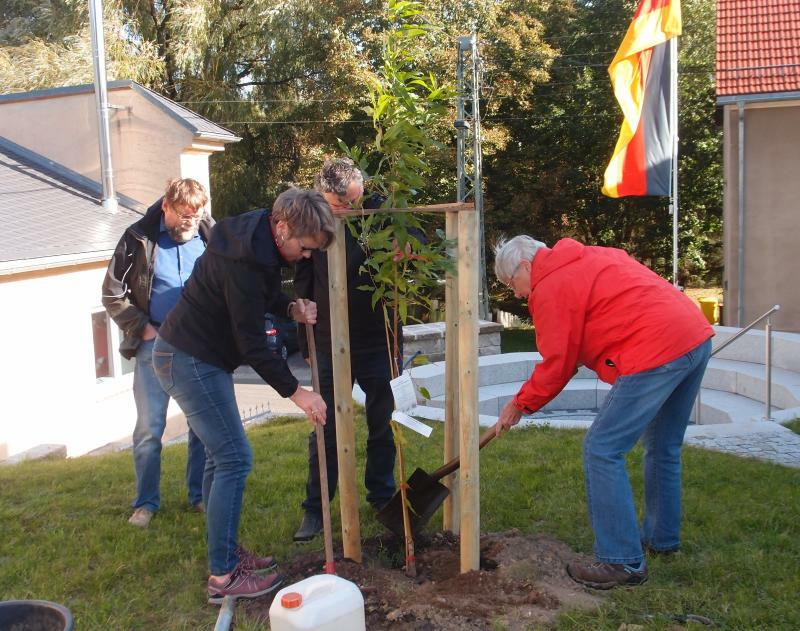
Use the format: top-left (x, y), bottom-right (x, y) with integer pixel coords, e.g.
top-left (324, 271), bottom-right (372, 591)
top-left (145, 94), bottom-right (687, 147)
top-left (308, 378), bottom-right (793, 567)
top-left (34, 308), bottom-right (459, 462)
top-left (153, 188), bottom-right (334, 603)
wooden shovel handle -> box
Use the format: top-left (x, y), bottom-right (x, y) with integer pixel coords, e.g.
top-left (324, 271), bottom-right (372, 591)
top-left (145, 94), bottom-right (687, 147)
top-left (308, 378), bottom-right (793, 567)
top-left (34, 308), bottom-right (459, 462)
top-left (305, 321), bottom-right (335, 574)
top-left (428, 426), bottom-right (497, 481)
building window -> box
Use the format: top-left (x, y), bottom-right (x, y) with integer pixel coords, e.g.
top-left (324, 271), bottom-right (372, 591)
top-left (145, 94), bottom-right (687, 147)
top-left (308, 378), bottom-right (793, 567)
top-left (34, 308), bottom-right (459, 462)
top-left (92, 310), bottom-right (134, 380)
top-left (92, 311), bottom-right (111, 379)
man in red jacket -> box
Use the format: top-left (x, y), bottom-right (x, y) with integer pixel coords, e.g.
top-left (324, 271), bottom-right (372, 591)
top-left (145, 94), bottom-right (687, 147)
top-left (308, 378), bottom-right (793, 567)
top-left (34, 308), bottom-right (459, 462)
top-left (494, 235), bottom-right (713, 589)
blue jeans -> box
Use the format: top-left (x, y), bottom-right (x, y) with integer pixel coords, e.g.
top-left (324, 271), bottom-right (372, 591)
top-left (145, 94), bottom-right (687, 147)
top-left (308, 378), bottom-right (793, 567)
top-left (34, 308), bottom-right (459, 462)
top-left (152, 336), bottom-right (252, 576)
top-left (131, 338), bottom-right (206, 511)
top-left (302, 348), bottom-right (397, 515)
top-left (583, 339), bottom-right (711, 565)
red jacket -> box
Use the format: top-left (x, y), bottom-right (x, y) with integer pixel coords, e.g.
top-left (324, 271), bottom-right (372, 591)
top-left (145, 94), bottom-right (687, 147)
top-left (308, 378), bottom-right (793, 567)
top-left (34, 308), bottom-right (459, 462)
top-left (513, 238), bottom-right (713, 414)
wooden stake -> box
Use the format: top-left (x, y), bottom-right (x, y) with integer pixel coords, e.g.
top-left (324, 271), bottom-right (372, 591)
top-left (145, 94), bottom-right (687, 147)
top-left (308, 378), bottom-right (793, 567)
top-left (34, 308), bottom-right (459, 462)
top-left (336, 201), bottom-right (474, 218)
top-left (457, 207), bottom-right (480, 573)
top-left (443, 210), bottom-right (460, 533)
top-left (327, 217), bottom-right (361, 562)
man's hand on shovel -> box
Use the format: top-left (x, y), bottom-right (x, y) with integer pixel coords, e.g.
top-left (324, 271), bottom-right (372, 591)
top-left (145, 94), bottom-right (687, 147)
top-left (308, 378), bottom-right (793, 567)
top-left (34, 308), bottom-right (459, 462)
top-left (290, 387), bottom-right (326, 426)
top-left (290, 298), bottom-right (318, 325)
top-left (495, 400), bottom-right (523, 437)
top-left (288, 298), bottom-right (325, 425)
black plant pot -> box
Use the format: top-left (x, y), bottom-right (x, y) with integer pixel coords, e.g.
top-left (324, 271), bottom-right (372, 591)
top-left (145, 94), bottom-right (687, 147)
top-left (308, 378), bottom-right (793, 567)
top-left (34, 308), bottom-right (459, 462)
top-left (0, 600), bottom-right (74, 631)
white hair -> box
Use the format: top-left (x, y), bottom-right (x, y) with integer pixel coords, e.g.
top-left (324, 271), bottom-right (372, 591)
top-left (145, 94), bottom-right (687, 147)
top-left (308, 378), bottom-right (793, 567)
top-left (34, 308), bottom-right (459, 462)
top-left (494, 235), bottom-right (547, 281)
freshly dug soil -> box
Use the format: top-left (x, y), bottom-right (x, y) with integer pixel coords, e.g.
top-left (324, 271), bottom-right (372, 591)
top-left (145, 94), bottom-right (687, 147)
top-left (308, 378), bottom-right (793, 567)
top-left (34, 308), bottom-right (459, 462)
top-left (243, 529), bottom-right (603, 630)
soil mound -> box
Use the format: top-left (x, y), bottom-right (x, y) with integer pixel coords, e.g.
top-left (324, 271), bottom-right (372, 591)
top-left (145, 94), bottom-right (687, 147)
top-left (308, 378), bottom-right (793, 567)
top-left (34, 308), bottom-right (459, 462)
top-left (244, 529), bottom-right (602, 630)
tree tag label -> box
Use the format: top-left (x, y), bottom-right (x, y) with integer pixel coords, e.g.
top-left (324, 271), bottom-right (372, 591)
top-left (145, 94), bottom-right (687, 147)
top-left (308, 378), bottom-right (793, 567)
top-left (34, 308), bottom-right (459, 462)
top-left (390, 373), bottom-right (417, 412)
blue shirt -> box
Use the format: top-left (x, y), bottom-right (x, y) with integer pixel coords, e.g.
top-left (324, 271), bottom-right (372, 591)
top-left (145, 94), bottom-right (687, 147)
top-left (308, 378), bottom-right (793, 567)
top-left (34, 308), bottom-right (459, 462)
top-left (149, 217), bottom-right (205, 325)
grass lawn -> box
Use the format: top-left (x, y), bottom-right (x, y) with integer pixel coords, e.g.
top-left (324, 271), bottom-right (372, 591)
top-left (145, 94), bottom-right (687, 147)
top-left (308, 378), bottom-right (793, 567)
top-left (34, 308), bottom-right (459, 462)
top-left (785, 418), bottom-right (800, 435)
top-left (501, 327), bottom-right (537, 353)
top-left (1, 415), bottom-right (799, 630)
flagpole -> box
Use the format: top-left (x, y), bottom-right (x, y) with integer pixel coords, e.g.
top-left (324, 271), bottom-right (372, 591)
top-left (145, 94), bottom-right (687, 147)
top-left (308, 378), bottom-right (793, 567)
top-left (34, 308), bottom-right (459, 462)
top-left (670, 35), bottom-right (679, 287)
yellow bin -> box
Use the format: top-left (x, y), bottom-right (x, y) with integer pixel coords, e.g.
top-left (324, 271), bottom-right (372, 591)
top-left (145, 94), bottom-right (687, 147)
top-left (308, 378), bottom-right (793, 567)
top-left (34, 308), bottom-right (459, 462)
top-left (698, 297), bottom-right (719, 325)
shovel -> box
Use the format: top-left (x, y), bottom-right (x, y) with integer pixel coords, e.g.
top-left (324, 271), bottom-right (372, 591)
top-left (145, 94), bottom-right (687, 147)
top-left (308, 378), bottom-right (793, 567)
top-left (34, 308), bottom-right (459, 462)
top-left (376, 426), bottom-right (497, 538)
top-left (305, 323), bottom-right (335, 574)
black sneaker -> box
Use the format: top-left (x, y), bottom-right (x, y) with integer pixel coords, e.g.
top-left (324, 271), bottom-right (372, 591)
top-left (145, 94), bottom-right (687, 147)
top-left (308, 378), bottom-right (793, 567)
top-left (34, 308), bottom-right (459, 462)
top-left (293, 512), bottom-right (323, 543)
top-left (567, 560), bottom-right (648, 590)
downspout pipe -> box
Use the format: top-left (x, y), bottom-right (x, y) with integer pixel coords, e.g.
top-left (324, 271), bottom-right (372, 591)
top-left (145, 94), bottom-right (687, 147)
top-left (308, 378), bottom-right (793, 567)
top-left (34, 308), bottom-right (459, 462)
top-left (89, 0), bottom-right (118, 213)
top-left (737, 100), bottom-right (745, 326)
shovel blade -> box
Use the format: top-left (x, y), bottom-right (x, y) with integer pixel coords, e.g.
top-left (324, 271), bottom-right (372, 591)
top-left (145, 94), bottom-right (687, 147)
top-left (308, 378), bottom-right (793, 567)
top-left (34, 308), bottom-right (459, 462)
top-left (375, 468), bottom-right (451, 538)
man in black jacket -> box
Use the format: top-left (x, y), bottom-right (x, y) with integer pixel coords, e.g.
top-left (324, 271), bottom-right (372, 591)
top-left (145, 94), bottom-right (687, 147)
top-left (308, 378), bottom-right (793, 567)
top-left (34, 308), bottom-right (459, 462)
top-left (101, 178), bottom-right (212, 527)
top-left (293, 158), bottom-right (400, 542)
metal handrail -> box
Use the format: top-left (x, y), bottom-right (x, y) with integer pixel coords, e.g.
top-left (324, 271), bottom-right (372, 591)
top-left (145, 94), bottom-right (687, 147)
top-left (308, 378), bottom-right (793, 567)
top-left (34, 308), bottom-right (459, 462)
top-left (710, 305), bottom-right (780, 357)
top-left (695, 304), bottom-right (780, 424)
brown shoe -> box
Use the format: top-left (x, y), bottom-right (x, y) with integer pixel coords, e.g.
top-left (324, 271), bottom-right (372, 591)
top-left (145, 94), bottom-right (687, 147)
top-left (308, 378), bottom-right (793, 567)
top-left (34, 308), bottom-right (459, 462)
top-left (128, 507), bottom-right (154, 527)
top-left (236, 545), bottom-right (277, 573)
top-left (190, 502), bottom-right (205, 513)
top-left (567, 560), bottom-right (647, 589)
top-left (207, 566), bottom-right (282, 604)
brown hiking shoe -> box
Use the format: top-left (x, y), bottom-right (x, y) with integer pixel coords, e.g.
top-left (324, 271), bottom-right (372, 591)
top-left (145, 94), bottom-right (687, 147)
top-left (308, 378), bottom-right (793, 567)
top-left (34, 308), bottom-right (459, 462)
top-left (567, 560), bottom-right (648, 590)
top-left (207, 566), bottom-right (282, 604)
top-left (236, 545), bottom-right (277, 573)
top-left (128, 507), bottom-right (153, 527)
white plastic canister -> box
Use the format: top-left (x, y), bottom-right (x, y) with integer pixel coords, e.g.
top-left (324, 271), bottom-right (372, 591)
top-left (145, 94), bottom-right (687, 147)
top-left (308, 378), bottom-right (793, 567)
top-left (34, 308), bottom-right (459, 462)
top-left (268, 574), bottom-right (366, 631)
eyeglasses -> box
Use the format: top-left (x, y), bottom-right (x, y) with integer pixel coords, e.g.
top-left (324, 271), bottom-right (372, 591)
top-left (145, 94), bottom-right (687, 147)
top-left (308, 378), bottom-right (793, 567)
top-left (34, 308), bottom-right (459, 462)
top-left (502, 262), bottom-right (523, 289)
top-left (330, 196), bottom-right (356, 210)
top-left (170, 206), bottom-right (203, 221)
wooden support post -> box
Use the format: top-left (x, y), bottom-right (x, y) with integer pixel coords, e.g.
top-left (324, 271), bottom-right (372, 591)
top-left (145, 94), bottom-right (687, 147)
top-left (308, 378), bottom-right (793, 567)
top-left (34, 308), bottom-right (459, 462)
top-left (443, 210), bottom-right (460, 533)
top-left (457, 207), bottom-right (480, 572)
top-left (327, 217), bottom-right (361, 562)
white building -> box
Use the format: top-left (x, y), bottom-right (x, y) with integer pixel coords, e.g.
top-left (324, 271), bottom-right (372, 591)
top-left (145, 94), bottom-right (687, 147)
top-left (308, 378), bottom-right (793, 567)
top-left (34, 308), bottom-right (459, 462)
top-left (0, 81), bottom-right (239, 459)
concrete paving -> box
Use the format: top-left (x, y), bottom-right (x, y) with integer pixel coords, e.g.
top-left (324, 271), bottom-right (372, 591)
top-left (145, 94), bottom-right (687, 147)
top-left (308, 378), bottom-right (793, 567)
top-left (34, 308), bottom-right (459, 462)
top-left (411, 404), bottom-right (800, 469)
top-left (78, 353), bottom-right (800, 470)
top-left (684, 420), bottom-right (800, 468)
top-left (83, 353), bottom-right (312, 457)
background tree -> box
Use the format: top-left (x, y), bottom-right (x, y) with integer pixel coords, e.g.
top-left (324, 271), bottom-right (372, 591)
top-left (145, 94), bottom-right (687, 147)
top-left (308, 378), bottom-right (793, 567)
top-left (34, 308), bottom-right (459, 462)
top-left (483, 0), bottom-right (721, 316)
top-left (0, 0), bottom-right (720, 298)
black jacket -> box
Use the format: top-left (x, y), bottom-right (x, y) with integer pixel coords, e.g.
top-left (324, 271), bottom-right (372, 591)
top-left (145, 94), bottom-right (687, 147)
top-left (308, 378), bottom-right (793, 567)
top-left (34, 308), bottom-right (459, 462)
top-left (159, 209), bottom-right (299, 397)
top-left (101, 198), bottom-right (213, 359)
top-left (294, 215), bottom-right (413, 358)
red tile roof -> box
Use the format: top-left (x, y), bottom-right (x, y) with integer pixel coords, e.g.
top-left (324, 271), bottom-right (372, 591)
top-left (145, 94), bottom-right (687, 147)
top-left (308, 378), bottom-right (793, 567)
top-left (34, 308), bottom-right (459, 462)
top-left (716, 0), bottom-right (800, 96)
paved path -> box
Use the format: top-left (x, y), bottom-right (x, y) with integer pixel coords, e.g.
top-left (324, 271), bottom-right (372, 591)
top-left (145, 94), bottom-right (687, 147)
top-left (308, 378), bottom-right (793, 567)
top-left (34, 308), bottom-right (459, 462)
top-left (93, 352), bottom-right (800, 470)
top-left (409, 404), bottom-right (800, 469)
top-left (684, 421), bottom-right (800, 468)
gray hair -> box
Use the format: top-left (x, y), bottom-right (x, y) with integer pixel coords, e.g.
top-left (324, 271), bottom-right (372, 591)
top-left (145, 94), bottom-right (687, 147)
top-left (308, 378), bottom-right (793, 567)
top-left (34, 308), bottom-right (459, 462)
top-left (272, 188), bottom-right (336, 250)
top-left (314, 158), bottom-right (364, 196)
top-left (494, 235), bottom-right (547, 280)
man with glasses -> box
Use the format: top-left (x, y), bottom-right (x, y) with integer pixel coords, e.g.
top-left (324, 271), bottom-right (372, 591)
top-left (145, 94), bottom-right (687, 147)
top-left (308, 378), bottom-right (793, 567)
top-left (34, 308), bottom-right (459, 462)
top-left (493, 235), bottom-right (713, 589)
top-left (102, 178), bottom-right (212, 527)
top-left (292, 158), bottom-right (402, 542)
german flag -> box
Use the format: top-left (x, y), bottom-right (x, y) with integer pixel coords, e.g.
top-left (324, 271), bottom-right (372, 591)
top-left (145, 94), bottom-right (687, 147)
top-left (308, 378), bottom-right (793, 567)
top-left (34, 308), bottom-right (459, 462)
top-left (602, 0), bottom-right (682, 198)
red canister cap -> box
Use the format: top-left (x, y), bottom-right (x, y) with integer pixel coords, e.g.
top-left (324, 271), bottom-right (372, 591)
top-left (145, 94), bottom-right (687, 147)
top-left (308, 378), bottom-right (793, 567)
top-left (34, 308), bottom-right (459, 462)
top-left (281, 592), bottom-right (303, 609)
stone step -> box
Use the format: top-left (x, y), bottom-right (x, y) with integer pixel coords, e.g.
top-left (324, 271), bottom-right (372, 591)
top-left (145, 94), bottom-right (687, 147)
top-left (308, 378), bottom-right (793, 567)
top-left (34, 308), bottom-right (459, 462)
top-left (694, 388), bottom-right (778, 424)
top-left (428, 378), bottom-right (607, 416)
top-left (408, 352), bottom-right (597, 400)
top-left (703, 357), bottom-right (800, 409)
top-left (712, 326), bottom-right (800, 372)
top-left (425, 378), bottom-right (778, 427)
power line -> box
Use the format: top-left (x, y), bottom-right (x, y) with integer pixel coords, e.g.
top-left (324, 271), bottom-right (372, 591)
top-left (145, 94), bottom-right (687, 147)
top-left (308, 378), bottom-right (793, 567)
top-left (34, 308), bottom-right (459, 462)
top-left (221, 112), bottom-right (621, 126)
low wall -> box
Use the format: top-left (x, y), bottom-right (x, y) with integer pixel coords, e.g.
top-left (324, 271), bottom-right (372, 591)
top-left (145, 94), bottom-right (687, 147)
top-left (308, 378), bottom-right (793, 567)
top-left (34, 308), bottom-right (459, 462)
top-left (403, 320), bottom-right (503, 365)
